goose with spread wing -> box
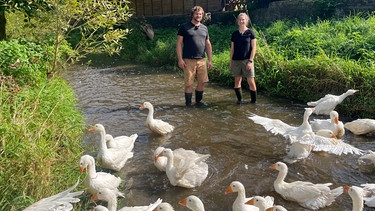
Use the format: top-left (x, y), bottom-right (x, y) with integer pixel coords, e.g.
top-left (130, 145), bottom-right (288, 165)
top-left (89, 124), bottom-right (136, 171)
top-left (23, 179), bottom-right (83, 211)
top-left (270, 162), bottom-right (343, 210)
top-left (91, 188), bottom-right (162, 211)
top-left (140, 102), bottom-right (174, 135)
top-left (155, 148), bottom-right (209, 188)
top-left (307, 89), bottom-right (358, 115)
top-left (310, 110), bottom-right (345, 138)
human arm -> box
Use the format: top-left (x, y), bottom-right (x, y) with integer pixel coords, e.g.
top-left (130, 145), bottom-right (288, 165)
top-left (246, 38), bottom-right (257, 71)
top-left (176, 35), bottom-right (185, 69)
top-left (205, 38), bottom-right (213, 70)
top-left (229, 41), bottom-right (234, 70)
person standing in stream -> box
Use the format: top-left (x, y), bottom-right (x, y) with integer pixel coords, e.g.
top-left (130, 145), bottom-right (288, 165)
top-left (176, 6), bottom-right (213, 106)
top-left (229, 12), bottom-right (257, 104)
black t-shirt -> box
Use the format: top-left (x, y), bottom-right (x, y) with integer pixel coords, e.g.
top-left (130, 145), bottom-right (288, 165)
top-left (231, 29), bottom-right (256, 60)
top-left (177, 22), bottom-right (209, 59)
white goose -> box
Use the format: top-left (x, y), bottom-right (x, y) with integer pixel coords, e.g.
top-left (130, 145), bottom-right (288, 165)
top-left (79, 155), bottom-right (124, 197)
top-left (23, 179), bottom-right (83, 211)
top-left (269, 162), bottom-right (343, 210)
top-left (225, 181), bottom-right (259, 211)
top-left (312, 129), bottom-right (364, 156)
top-left (307, 89), bottom-right (359, 115)
top-left (105, 133), bottom-right (138, 149)
top-left (140, 102), bottom-right (174, 135)
top-left (91, 188), bottom-right (162, 211)
top-left (245, 195), bottom-right (275, 211)
top-left (179, 195), bottom-right (205, 211)
top-left (344, 185), bottom-right (364, 211)
top-left (360, 183), bottom-right (375, 208)
top-left (344, 118), bottom-right (375, 135)
top-left (153, 146), bottom-right (209, 172)
top-left (359, 150), bottom-right (375, 167)
top-left (155, 148), bottom-right (210, 188)
top-left (89, 124), bottom-right (136, 171)
top-left (152, 202), bottom-right (175, 211)
top-left (310, 110), bottom-right (345, 138)
top-left (265, 205), bottom-right (288, 211)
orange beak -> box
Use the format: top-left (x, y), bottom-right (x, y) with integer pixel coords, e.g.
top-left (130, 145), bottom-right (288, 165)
top-left (311, 108), bottom-right (315, 112)
top-left (80, 167), bottom-right (85, 174)
top-left (334, 117), bottom-right (339, 124)
top-left (331, 133), bottom-right (337, 139)
top-left (225, 186), bottom-right (233, 194)
top-left (179, 198), bottom-right (187, 206)
top-left (155, 152), bottom-right (164, 162)
top-left (269, 163), bottom-right (276, 169)
top-left (265, 208), bottom-right (274, 211)
top-left (139, 104), bottom-right (145, 109)
top-left (91, 193), bottom-right (98, 201)
top-left (245, 198), bottom-right (254, 205)
top-left (344, 186), bottom-right (350, 192)
top-left (88, 126), bottom-right (95, 131)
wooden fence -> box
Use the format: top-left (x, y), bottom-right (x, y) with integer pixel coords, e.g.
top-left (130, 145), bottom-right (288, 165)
top-left (129, 0), bottom-right (248, 17)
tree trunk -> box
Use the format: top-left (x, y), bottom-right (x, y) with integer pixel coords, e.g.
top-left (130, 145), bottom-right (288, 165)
top-left (0, 9), bottom-right (6, 40)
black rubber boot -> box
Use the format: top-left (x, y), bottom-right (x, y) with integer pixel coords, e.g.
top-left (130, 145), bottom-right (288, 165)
top-left (250, 90), bottom-right (257, 103)
top-left (185, 92), bottom-right (192, 106)
top-left (234, 88), bottom-right (242, 104)
top-left (195, 90), bottom-right (204, 106)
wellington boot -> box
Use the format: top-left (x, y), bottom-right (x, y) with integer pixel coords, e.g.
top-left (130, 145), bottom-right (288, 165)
top-left (185, 92), bottom-right (192, 106)
top-left (250, 90), bottom-right (257, 103)
top-left (234, 88), bottom-right (242, 104)
top-left (195, 90), bottom-right (204, 105)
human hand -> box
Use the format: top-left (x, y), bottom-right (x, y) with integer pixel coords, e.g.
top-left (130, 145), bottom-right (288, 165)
top-left (178, 60), bottom-right (186, 69)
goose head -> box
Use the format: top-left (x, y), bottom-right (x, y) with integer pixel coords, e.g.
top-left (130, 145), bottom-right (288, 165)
top-left (316, 129), bottom-right (337, 138)
top-left (153, 202), bottom-right (175, 211)
top-left (140, 102), bottom-right (153, 110)
top-left (89, 124), bottom-right (105, 133)
top-left (79, 155), bottom-right (94, 174)
top-left (179, 195), bottom-right (205, 210)
top-left (225, 181), bottom-right (245, 194)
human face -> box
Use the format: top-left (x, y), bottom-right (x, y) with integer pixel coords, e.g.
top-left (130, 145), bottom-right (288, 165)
top-left (192, 10), bottom-right (203, 23)
top-left (237, 16), bottom-right (248, 27)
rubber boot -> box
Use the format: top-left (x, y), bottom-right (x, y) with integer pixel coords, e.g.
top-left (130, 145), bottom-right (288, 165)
top-left (250, 90), bottom-right (257, 103)
top-left (234, 88), bottom-right (242, 104)
top-left (195, 90), bottom-right (204, 106)
top-left (185, 92), bottom-right (192, 106)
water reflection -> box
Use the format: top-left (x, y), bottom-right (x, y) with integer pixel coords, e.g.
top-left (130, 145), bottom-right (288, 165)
top-left (63, 64), bottom-right (375, 210)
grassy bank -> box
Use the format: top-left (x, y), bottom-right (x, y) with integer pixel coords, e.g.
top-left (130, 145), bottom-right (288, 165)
top-left (0, 39), bottom-right (86, 210)
top-left (122, 13), bottom-right (375, 118)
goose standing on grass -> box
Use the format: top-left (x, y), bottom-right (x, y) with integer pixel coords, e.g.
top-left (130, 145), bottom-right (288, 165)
top-left (155, 148), bottom-right (210, 188)
top-left (344, 118), bottom-right (375, 135)
top-left (179, 195), bottom-right (205, 211)
top-left (307, 89), bottom-right (359, 115)
top-left (344, 185), bottom-right (364, 211)
top-left (265, 205), bottom-right (288, 211)
top-left (91, 188), bottom-right (162, 211)
top-left (79, 155), bottom-right (124, 198)
top-left (139, 102), bottom-right (174, 135)
top-left (245, 195), bottom-right (274, 211)
top-left (269, 162), bottom-right (343, 210)
top-left (153, 146), bottom-right (209, 172)
top-left (89, 124), bottom-right (136, 171)
top-left (310, 110), bottom-right (345, 138)
top-left (225, 181), bottom-right (259, 211)
top-left (23, 179), bottom-right (83, 211)
top-left (153, 202), bottom-right (175, 211)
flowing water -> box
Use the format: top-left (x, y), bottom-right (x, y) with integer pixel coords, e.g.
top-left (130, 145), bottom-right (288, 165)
top-left (64, 63), bottom-right (375, 210)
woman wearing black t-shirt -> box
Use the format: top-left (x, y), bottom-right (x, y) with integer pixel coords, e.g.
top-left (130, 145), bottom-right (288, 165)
top-left (229, 13), bottom-right (257, 104)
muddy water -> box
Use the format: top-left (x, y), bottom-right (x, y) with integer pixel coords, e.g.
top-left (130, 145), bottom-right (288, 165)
top-left (64, 63), bottom-right (375, 210)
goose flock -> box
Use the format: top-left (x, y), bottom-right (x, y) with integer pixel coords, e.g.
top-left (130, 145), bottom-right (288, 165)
top-left (23, 90), bottom-right (375, 211)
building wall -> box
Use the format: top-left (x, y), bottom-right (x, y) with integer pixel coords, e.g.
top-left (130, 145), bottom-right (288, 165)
top-left (129, 0), bottom-right (226, 17)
